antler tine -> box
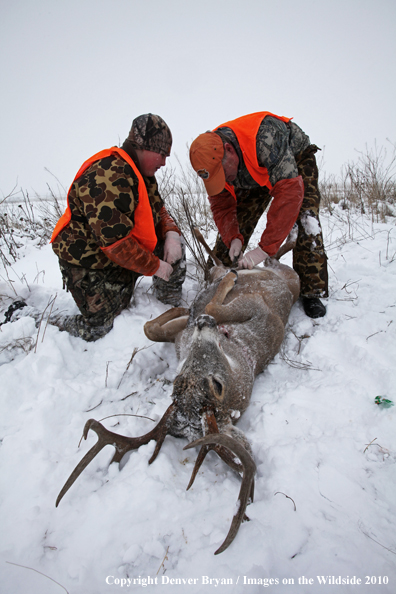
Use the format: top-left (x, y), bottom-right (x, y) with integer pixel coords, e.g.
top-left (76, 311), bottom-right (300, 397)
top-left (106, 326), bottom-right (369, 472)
top-left (184, 433), bottom-right (256, 555)
top-left (186, 443), bottom-right (244, 491)
top-left (193, 227), bottom-right (223, 267)
top-left (186, 444), bottom-right (210, 490)
top-left (56, 404), bottom-right (175, 507)
top-left (187, 408), bottom-right (243, 490)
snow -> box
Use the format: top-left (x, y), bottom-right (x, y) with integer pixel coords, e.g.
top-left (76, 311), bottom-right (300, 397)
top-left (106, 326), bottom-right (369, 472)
top-left (1, 207), bottom-right (395, 593)
top-left (300, 214), bottom-right (322, 238)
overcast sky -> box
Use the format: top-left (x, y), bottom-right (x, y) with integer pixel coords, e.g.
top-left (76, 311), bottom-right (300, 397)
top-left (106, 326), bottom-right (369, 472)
top-left (1, 0), bottom-right (395, 197)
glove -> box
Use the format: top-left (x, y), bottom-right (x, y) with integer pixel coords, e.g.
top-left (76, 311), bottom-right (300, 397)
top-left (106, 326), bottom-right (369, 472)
top-left (164, 231), bottom-right (182, 264)
top-left (155, 260), bottom-right (173, 281)
top-left (229, 238), bottom-right (242, 263)
top-left (238, 246), bottom-right (268, 270)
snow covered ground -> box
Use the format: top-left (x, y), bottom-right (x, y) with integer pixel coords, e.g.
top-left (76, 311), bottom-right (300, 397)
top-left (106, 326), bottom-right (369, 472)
top-left (0, 207), bottom-right (395, 594)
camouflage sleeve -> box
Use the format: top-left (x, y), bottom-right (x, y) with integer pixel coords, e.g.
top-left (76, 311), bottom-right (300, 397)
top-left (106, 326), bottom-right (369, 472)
top-left (75, 155), bottom-right (140, 248)
top-left (256, 117), bottom-right (308, 187)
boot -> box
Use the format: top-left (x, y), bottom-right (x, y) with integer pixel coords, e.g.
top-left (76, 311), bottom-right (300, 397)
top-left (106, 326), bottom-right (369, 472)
top-left (48, 313), bottom-right (114, 342)
top-left (1, 300), bottom-right (28, 326)
top-left (301, 296), bottom-right (326, 318)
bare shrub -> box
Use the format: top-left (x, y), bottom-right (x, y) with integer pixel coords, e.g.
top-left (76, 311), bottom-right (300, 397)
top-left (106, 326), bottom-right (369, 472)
top-left (1, 186), bottom-right (65, 249)
top-left (319, 141), bottom-right (396, 220)
top-left (319, 171), bottom-right (341, 211)
top-left (346, 141), bottom-right (396, 221)
top-left (2, 141), bottom-right (394, 294)
top-left (158, 156), bottom-right (217, 280)
top-left (159, 156), bottom-right (215, 237)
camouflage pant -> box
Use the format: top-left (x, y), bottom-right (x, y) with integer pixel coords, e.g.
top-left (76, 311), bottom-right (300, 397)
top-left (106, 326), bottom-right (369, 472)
top-left (55, 239), bottom-right (186, 342)
top-left (211, 145), bottom-right (328, 298)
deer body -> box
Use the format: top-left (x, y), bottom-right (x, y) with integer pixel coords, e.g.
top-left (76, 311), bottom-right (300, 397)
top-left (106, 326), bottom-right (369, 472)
top-left (56, 256), bottom-right (299, 554)
top-left (159, 264), bottom-right (299, 444)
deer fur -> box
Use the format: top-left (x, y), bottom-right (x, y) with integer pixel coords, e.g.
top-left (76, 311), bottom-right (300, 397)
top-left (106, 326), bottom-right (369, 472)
top-left (144, 260), bottom-right (300, 446)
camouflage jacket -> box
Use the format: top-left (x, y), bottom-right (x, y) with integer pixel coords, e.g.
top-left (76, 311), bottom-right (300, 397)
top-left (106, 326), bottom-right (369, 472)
top-left (216, 116), bottom-right (310, 189)
top-left (209, 116), bottom-right (311, 254)
top-left (52, 145), bottom-right (179, 274)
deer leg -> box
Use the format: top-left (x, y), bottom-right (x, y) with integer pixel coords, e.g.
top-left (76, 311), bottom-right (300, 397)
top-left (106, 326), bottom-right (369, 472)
top-left (204, 270), bottom-right (271, 325)
top-left (204, 270), bottom-right (238, 314)
top-left (144, 306), bottom-right (189, 343)
top-left (273, 225), bottom-right (298, 260)
top-left (206, 292), bottom-right (267, 326)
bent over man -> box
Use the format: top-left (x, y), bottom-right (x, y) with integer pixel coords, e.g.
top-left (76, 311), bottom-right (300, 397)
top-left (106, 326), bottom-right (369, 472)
top-left (189, 111), bottom-right (328, 318)
top-left (50, 113), bottom-right (185, 341)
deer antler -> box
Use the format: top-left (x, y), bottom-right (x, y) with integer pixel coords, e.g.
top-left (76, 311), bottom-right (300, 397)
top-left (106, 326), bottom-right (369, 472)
top-left (186, 409), bottom-right (243, 490)
top-left (193, 227), bottom-right (223, 267)
top-left (56, 404), bottom-right (175, 507)
top-left (184, 433), bottom-right (256, 555)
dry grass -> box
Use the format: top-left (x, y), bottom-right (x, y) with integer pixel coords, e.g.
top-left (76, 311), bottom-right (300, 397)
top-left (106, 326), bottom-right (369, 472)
top-left (1, 141), bottom-right (395, 290)
top-left (319, 141), bottom-right (396, 221)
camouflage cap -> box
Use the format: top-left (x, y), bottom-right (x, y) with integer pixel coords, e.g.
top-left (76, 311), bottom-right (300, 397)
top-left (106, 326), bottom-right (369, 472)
top-left (127, 114), bottom-right (172, 157)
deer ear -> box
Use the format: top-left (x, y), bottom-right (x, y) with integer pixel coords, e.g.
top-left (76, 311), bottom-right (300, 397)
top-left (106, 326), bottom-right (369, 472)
top-left (209, 376), bottom-right (225, 401)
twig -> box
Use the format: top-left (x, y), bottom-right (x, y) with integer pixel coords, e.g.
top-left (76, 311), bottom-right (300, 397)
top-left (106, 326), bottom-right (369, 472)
top-left (85, 400), bottom-right (103, 412)
top-left (366, 321), bottom-right (392, 342)
top-left (44, 168), bottom-right (68, 194)
top-left (105, 361), bottom-right (111, 387)
top-left (279, 348), bottom-right (321, 371)
top-left (41, 293), bottom-right (57, 342)
top-left (117, 346), bottom-right (149, 389)
top-left (0, 271), bottom-right (18, 296)
top-left (34, 294), bottom-right (57, 352)
top-left (6, 561), bottom-right (69, 593)
top-left (340, 279), bottom-right (361, 293)
top-left (156, 545), bottom-right (170, 576)
top-left (274, 491), bottom-right (297, 511)
top-left (120, 391), bottom-right (138, 400)
top-left (366, 330), bottom-right (383, 341)
top-left (358, 523), bottom-right (396, 555)
top-left (0, 337), bottom-right (34, 354)
top-left (363, 437), bottom-right (377, 453)
top-left (289, 329), bottom-right (310, 355)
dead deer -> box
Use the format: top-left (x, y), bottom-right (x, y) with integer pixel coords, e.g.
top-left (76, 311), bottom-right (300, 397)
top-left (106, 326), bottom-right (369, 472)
top-left (56, 230), bottom-right (299, 555)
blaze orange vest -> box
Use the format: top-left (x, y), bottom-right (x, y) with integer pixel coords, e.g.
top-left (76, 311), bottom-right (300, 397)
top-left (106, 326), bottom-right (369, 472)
top-left (50, 147), bottom-right (157, 252)
top-left (214, 111), bottom-right (291, 196)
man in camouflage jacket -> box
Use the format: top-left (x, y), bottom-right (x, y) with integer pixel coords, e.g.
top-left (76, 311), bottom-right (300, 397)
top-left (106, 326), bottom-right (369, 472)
top-left (50, 114), bottom-right (186, 341)
top-left (189, 112), bottom-right (328, 318)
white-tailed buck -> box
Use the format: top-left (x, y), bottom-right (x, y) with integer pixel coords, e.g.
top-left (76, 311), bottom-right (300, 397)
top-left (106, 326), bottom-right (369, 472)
top-left (56, 231), bottom-right (300, 554)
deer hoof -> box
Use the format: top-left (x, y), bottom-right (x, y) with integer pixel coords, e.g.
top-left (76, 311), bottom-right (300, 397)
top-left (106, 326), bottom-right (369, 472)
top-left (195, 314), bottom-right (216, 330)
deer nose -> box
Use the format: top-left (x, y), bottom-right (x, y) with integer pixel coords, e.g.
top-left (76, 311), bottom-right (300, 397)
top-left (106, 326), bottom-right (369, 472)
top-left (195, 314), bottom-right (217, 330)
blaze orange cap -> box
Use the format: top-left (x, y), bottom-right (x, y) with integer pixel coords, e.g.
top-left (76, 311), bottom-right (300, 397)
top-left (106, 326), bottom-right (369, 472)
top-left (189, 132), bottom-right (225, 196)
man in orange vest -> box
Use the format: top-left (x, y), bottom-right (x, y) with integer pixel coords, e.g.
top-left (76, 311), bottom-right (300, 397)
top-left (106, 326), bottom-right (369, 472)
top-left (189, 112), bottom-right (328, 318)
top-left (49, 114), bottom-right (185, 341)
